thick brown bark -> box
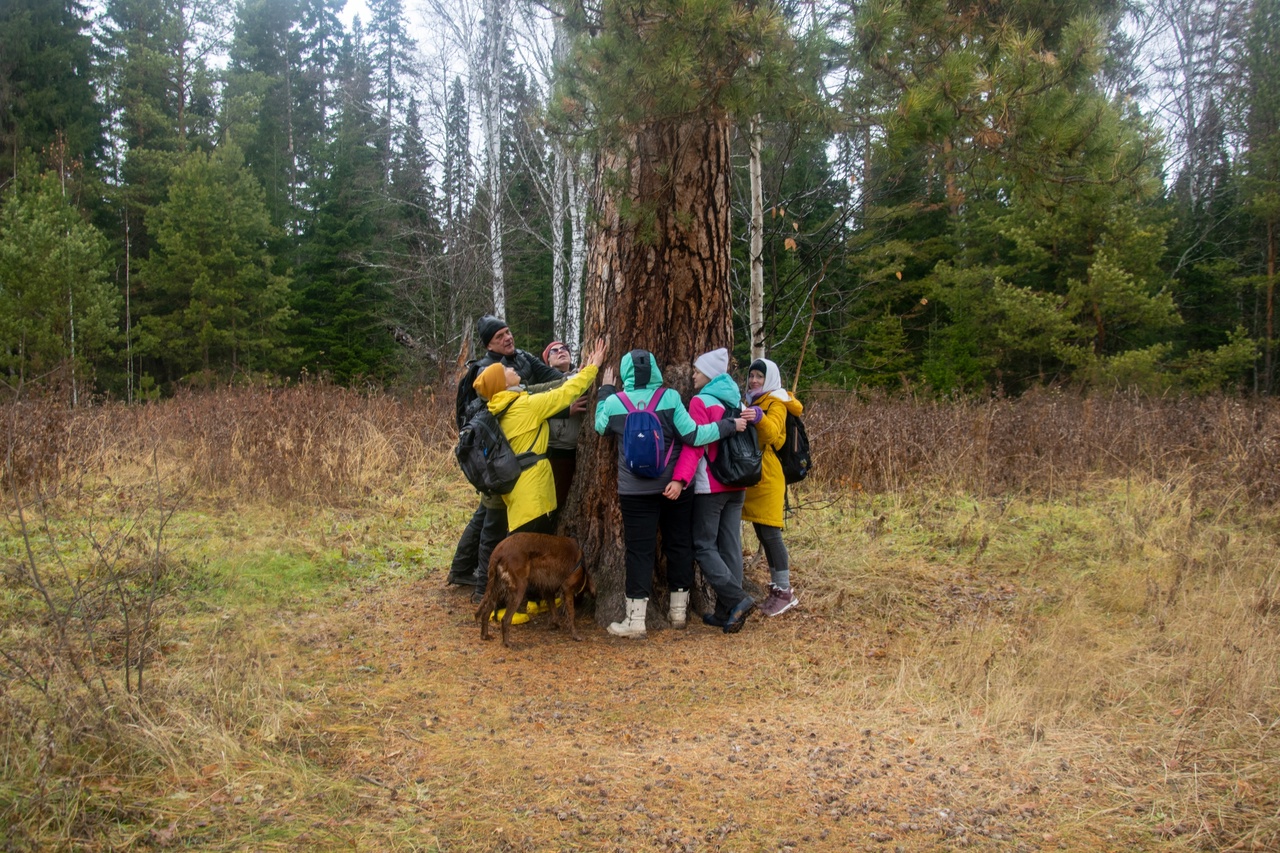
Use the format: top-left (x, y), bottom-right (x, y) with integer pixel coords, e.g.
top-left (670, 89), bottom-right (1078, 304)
top-left (561, 115), bottom-right (734, 627)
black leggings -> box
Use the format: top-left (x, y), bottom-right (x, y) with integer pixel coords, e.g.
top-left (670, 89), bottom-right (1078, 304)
top-left (752, 522), bottom-right (789, 575)
top-left (618, 489), bottom-right (695, 599)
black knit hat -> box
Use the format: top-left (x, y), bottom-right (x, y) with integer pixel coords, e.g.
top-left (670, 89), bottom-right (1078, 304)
top-left (748, 359), bottom-right (767, 375)
top-left (477, 315), bottom-right (508, 348)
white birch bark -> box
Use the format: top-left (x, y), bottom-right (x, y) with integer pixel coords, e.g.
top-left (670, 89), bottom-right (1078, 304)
top-left (480, 0), bottom-right (511, 315)
top-left (749, 114), bottom-right (766, 360)
top-left (551, 146), bottom-right (568, 338)
top-left (567, 153), bottom-right (590, 352)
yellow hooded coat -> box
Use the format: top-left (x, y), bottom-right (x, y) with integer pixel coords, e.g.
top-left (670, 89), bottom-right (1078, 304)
top-left (488, 364), bottom-right (598, 530)
top-left (741, 360), bottom-right (804, 529)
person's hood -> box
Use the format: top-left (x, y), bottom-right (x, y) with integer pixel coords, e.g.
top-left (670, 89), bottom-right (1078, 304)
top-left (746, 357), bottom-right (790, 404)
top-left (701, 372), bottom-right (742, 408)
top-left (621, 349), bottom-right (665, 392)
top-left (486, 388), bottom-right (522, 414)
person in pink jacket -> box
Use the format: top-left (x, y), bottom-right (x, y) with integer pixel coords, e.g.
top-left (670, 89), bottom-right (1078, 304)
top-left (741, 358), bottom-right (804, 616)
top-left (668, 348), bottom-right (756, 633)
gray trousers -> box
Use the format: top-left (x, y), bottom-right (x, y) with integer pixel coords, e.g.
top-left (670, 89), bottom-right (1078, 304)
top-left (692, 490), bottom-right (748, 616)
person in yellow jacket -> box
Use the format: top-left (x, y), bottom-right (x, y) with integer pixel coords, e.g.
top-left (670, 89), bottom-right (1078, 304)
top-left (472, 338), bottom-right (606, 535)
top-left (741, 357), bottom-right (804, 616)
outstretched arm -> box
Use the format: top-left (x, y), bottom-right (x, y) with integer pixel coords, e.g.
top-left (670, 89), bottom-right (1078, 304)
top-left (672, 396), bottom-right (747, 446)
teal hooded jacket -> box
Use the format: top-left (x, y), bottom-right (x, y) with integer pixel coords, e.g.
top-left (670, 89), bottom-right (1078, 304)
top-left (594, 350), bottom-right (735, 495)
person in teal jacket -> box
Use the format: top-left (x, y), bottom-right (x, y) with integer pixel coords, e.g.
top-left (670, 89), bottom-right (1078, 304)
top-left (593, 349), bottom-right (745, 638)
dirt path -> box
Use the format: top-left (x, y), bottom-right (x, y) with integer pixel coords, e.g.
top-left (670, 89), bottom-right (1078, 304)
top-left (274, 573), bottom-right (1172, 853)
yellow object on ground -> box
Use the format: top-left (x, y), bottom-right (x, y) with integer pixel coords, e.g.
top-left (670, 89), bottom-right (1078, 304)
top-left (522, 597), bottom-right (563, 617)
top-left (491, 609), bottom-right (530, 625)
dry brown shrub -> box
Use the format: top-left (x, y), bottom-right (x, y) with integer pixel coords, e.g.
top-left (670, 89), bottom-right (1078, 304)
top-left (0, 395), bottom-right (74, 495)
top-left (1, 383), bottom-right (458, 507)
top-left (7, 386), bottom-right (1280, 509)
top-left (803, 388), bottom-right (1280, 503)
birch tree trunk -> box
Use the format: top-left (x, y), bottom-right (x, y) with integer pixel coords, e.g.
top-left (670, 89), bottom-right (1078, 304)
top-left (749, 115), bottom-right (765, 360)
top-left (551, 146), bottom-right (568, 338)
top-left (480, 0), bottom-right (510, 315)
top-left (567, 155), bottom-right (590, 352)
top-left (562, 114), bottom-right (734, 627)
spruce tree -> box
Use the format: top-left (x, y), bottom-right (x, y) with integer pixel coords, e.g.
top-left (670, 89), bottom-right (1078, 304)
top-left (292, 27), bottom-right (396, 383)
top-left (134, 146), bottom-right (293, 387)
top-left (225, 0), bottom-right (306, 235)
top-left (1243, 0), bottom-right (1280, 391)
top-left (843, 0), bottom-right (1179, 391)
top-left (0, 0), bottom-right (105, 185)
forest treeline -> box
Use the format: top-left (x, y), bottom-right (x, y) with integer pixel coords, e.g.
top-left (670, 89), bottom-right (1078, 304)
top-left (1, 0), bottom-right (1277, 401)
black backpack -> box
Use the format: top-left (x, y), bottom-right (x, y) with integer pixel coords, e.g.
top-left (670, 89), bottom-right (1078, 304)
top-left (777, 410), bottom-right (812, 484)
top-left (708, 405), bottom-right (763, 488)
top-left (454, 359), bottom-right (484, 429)
top-left (455, 397), bottom-right (543, 496)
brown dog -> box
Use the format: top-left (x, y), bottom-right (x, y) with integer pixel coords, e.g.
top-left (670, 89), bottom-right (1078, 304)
top-left (475, 533), bottom-right (595, 648)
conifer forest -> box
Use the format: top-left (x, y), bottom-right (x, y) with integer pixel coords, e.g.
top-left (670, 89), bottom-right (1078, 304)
top-left (2, 0), bottom-right (1279, 400)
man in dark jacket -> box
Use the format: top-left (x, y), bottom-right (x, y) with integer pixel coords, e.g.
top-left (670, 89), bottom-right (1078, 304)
top-left (448, 315), bottom-right (564, 595)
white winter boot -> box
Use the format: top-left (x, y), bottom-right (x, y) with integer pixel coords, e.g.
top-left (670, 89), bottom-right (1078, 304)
top-left (668, 590), bottom-right (689, 630)
top-left (608, 597), bottom-right (648, 638)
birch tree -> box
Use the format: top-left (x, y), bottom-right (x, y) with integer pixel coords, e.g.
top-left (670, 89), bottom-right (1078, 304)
top-left (748, 115), bottom-right (765, 360)
top-left (479, 0), bottom-right (512, 315)
top-left (511, 10), bottom-right (594, 350)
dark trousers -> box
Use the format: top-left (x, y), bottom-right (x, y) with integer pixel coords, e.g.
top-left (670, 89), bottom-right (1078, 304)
top-left (449, 498), bottom-right (508, 585)
top-left (693, 490), bottom-right (748, 617)
top-left (511, 512), bottom-right (555, 536)
top-left (618, 489), bottom-right (695, 600)
top-left (548, 453), bottom-right (577, 516)
top-left (752, 522), bottom-right (789, 575)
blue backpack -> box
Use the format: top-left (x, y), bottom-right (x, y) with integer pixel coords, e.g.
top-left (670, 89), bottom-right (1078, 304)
top-left (617, 388), bottom-right (672, 478)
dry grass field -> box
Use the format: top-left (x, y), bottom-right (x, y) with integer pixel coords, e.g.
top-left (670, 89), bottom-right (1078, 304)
top-left (2, 386), bottom-right (1278, 851)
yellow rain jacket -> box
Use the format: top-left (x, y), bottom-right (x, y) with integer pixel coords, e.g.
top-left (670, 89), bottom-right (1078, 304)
top-left (488, 364), bottom-right (598, 530)
top-left (742, 391), bottom-right (804, 529)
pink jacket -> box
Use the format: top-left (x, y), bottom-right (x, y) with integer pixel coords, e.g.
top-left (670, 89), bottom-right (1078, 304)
top-left (672, 394), bottom-right (746, 494)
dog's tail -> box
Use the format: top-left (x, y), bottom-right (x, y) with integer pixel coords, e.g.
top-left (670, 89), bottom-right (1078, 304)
top-left (474, 555), bottom-right (501, 623)
top-left (570, 555), bottom-right (591, 598)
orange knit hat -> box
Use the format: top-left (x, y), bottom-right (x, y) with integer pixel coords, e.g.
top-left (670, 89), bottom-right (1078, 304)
top-left (473, 362), bottom-right (508, 400)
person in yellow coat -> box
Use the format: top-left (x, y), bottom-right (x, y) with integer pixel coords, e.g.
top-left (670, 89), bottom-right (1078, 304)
top-left (472, 338), bottom-right (606, 536)
top-left (741, 357), bottom-right (804, 616)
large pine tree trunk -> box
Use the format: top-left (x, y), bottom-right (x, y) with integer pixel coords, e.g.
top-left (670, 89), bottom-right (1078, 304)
top-left (562, 114), bottom-right (734, 627)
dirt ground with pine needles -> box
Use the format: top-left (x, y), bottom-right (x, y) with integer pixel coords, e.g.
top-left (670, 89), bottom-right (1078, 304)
top-left (273, 561), bottom-right (1182, 853)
